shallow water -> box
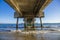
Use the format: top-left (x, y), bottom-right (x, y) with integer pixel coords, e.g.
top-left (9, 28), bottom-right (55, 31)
top-left (0, 31), bottom-right (60, 40)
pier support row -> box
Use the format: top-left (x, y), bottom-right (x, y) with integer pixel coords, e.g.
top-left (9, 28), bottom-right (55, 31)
top-left (24, 18), bottom-right (35, 30)
top-left (16, 17), bottom-right (43, 31)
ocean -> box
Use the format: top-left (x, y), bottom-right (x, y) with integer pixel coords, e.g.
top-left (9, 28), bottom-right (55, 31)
top-left (0, 23), bottom-right (60, 32)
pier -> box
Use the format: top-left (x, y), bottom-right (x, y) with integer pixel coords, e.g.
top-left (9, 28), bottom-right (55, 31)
top-left (4, 0), bottom-right (52, 31)
top-left (1, 0), bottom-right (60, 40)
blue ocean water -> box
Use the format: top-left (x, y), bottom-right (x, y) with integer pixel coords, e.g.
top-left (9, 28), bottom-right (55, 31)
top-left (0, 23), bottom-right (60, 32)
top-left (0, 24), bottom-right (24, 31)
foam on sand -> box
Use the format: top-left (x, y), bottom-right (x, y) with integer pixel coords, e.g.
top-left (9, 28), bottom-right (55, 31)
top-left (10, 30), bottom-right (59, 34)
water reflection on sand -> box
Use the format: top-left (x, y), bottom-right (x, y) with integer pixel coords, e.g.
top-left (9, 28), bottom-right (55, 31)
top-left (0, 31), bottom-right (60, 40)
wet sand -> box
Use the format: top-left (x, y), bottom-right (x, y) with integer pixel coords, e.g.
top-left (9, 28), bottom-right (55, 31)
top-left (0, 31), bottom-right (60, 40)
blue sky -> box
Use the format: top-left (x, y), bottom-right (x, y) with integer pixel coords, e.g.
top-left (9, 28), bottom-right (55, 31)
top-left (0, 0), bottom-right (60, 23)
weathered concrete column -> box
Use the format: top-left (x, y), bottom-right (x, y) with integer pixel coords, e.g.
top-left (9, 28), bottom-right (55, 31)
top-left (16, 17), bottom-right (19, 31)
top-left (31, 18), bottom-right (35, 30)
top-left (24, 18), bottom-right (27, 30)
top-left (32, 19), bottom-right (35, 30)
top-left (39, 11), bottom-right (44, 30)
top-left (40, 17), bottom-right (43, 30)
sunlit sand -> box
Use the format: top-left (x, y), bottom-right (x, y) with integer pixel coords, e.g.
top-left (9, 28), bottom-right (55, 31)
top-left (0, 30), bottom-right (60, 40)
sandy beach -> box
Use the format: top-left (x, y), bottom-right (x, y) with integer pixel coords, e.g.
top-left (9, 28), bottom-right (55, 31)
top-left (0, 30), bottom-right (60, 40)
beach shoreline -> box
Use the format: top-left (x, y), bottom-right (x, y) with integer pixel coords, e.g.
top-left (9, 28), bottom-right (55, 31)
top-left (0, 30), bottom-right (60, 40)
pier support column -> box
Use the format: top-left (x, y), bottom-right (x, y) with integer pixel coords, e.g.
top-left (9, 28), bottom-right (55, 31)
top-left (24, 18), bottom-right (27, 30)
top-left (16, 17), bottom-right (19, 31)
top-left (40, 17), bottom-right (43, 30)
top-left (32, 18), bottom-right (35, 30)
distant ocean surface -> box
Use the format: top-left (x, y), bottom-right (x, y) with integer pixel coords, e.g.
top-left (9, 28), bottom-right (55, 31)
top-left (0, 23), bottom-right (60, 32)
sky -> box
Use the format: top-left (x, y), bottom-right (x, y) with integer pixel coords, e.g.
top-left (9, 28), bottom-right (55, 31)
top-left (0, 0), bottom-right (60, 24)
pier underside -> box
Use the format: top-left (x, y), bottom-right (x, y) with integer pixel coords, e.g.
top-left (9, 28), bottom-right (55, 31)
top-left (4, 0), bottom-right (52, 30)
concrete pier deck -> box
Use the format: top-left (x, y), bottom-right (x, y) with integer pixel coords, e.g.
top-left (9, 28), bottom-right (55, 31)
top-left (0, 31), bottom-right (60, 40)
